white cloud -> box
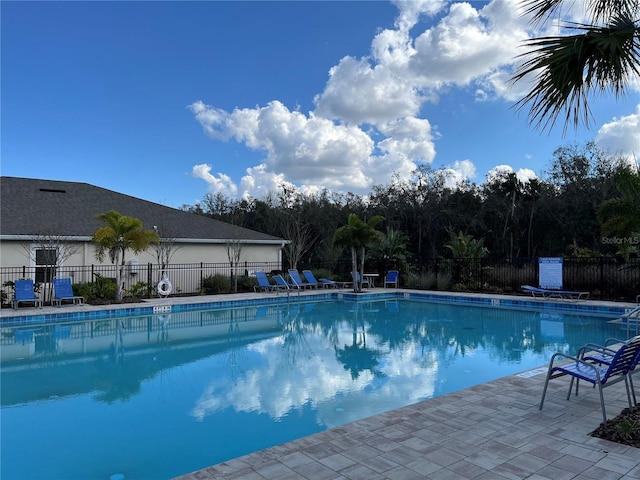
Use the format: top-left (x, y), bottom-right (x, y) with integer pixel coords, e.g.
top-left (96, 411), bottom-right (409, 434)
top-left (313, 55), bottom-right (422, 125)
top-left (191, 164), bottom-right (238, 197)
top-left (190, 0), bottom-right (634, 198)
top-left (485, 164), bottom-right (537, 184)
top-left (190, 100), bottom-right (382, 196)
top-left (436, 159), bottom-right (477, 189)
top-left (596, 105), bottom-right (640, 165)
top-left (411, 0), bottom-right (527, 88)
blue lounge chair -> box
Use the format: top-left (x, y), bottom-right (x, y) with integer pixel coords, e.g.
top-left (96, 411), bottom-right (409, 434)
top-left (288, 269), bottom-right (317, 289)
top-left (12, 279), bottom-right (42, 309)
top-left (301, 270), bottom-right (322, 288)
top-left (521, 285), bottom-right (589, 301)
top-left (384, 270), bottom-right (399, 288)
top-left (539, 336), bottom-right (640, 424)
top-left (14, 328), bottom-right (35, 344)
top-left (53, 324), bottom-right (73, 340)
top-left (317, 278), bottom-right (349, 288)
top-left (273, 274), bottom-right (298, 290)
top-left (254, 271), bottom-right (277, 292)
top-left (53, 277), bottom-right (85, 306)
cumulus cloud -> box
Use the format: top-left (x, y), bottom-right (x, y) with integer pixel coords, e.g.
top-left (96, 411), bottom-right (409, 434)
top-left (485, 164), bottom-right (537, 184)
top-left (190, 100), bottom-right (380, 198)
top-left (596, 105), bottom-right (640, 166)
top-left (410, 1), bottom-right (527, 88)
top-left (189, 0), bottom-right (636, 198)
top-left (435, 159), bottom-right (477, 189)
top-left (192, 164), bottom-right (238, 197)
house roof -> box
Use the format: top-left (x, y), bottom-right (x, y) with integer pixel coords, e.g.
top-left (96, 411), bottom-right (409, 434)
top-left (0, 176), bottom-right (285, 244)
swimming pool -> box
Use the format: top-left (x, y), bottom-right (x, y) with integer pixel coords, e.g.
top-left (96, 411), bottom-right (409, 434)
top-left (0, 296), bottom-right (627, 479)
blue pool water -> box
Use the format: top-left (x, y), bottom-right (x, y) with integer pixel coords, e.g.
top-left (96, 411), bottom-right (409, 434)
top-left (0, 297), bottom-right (626, 479)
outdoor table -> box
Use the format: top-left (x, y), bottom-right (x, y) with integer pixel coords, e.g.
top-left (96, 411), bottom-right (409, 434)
top-left (363, 273), bottom-right (379, 287)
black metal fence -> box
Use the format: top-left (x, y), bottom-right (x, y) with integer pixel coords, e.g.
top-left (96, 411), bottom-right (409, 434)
top-left (1, 257), bottom-right (638, 304)
top-left (299, 257), bottom-right (639, 302)
top-left (406, 257), bottom-right (639, 302)
top-left (0, 261), bottom-right (281, 305)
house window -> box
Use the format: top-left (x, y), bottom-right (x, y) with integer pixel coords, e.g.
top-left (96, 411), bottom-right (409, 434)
top-left (35, 248), bottom-right (57, 283)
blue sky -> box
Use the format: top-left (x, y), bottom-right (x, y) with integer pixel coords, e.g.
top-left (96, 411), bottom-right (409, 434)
top-left (3, 1), bottom-right (639, 208)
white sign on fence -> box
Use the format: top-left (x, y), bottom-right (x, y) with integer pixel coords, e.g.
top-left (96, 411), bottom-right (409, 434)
top-left (539, 257), bottom-right (563, 290)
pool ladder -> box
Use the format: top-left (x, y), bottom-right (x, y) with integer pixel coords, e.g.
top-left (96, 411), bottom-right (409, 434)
top-left (609, 305), bottom-right (640, 336)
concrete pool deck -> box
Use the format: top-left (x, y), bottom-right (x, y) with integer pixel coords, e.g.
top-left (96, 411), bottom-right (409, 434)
top-left (3, 289), bottom-right (640, 479)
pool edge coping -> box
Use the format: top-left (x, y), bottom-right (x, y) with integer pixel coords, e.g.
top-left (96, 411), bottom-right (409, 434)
top-left (1, 289), bottom-right (635, 326)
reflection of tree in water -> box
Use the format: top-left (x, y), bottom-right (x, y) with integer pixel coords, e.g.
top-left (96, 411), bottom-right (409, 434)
top-left (334, 303), bottom-right (384, 380)
top-left (93, 320), bottom-right (149, 403)
top-left (408, 305), bottom-right (543, 367)
top-left (278, 303), bottom-right (314, 367)
top-left (224, 312), bottom-right (248, 384)
top-left (366, 301), bottom-right (414, 351)
top-left (345, 301), bottom-right (546, 371)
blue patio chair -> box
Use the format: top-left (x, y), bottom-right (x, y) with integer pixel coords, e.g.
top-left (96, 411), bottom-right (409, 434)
top-left (12, 279), bottom-right (42, 309)
top-left (288, 269), bottom-right (316, 289)
top-left (384, 270), bottom-right (399, 288)
top-left (539, 336), bottom-right (640, 424)
top-left (254, 271), bottom-right (277, 292)
top-left (579, 335), bottom-right (640, 405)
top-left (53, 277), bottom-right (85, 306)
top-left (351, 272), bottom-right (370, 289)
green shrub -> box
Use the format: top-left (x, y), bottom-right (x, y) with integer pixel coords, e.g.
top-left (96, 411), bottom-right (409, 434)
top-left (74, 274), bottom-right (117, 302)
top-left (310, 268), bottom-right (333, 281)
top-left (236, 275), bottom-right (257, 292)
top-left (437, 272), bottom-right (452, 290)
top-left (406, 270), bottom-right (437, 290)
top-left (201, 274), bottom-right (230, 294)
top-left (125, 281), bottom-right (149, 298)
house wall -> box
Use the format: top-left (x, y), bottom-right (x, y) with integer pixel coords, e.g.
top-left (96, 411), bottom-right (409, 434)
top-left (1, 240), bottom-right (282, 268)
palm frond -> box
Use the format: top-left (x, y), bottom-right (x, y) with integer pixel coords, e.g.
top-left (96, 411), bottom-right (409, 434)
top-left (513, 15), bottom-right (640, 133)
top-left (520, 0), bottom-right (638, 25)
top-left (520, 0), bottom-right (564, 25)
top-left (588, 0), bottom-right (639, 24)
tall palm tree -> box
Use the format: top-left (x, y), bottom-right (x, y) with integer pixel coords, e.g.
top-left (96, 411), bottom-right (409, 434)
top-left (92, 210), bottom-right (159, 300)
top-left (334, 213), bottom-right (384, 292)
top-left (512, 0), bottom-right (640, 132)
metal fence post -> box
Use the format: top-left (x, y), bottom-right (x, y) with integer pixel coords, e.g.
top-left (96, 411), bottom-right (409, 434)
top-left (147, 263), bottom-right (153, 298)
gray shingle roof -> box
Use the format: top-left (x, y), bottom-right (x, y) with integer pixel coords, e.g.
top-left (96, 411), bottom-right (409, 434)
top-left (0, 177), bottom-right (284, 243)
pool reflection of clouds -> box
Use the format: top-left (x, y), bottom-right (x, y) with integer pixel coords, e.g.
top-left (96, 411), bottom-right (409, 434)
top-left (190, 322), bottom-right (439, 427)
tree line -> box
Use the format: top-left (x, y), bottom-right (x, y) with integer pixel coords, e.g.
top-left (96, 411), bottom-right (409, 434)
top-left (182, 142), bottom-right (640, 270)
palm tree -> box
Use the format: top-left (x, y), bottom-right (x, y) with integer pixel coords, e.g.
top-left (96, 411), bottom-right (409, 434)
top-left (445, 231), bottom-right (489, 260)
top-left (92, 210), bottom-right (159, 301)
top-left (334, 213), bottom-right (384, 292)
top-left (512, 0), bottom-right (640, 132)
top-left (371, 227), bottom-right (410, 273)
